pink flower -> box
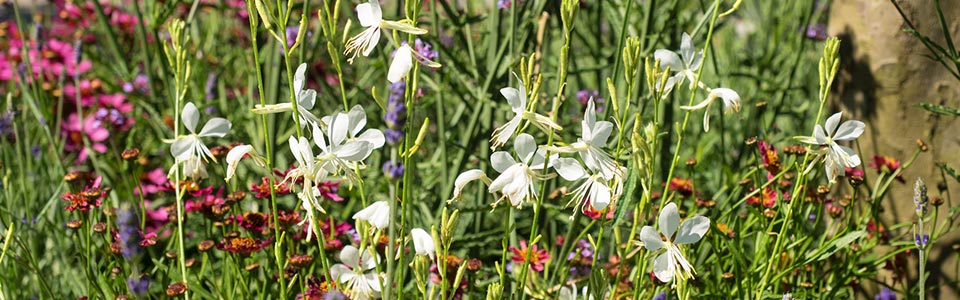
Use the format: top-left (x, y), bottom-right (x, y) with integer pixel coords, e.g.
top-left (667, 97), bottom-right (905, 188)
top-left (62, 113), bottom-right (109, 162)
top-left (509, 240), bottom-right (550, 272)
top-left (137, 168), bottom-right (170, 196)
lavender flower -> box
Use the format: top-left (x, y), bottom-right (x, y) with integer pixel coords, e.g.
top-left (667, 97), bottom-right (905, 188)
top-left (205, 72), bottom-right (218, 101)
top-left (414, 38), bottom-right (438, 62)
top-left (804, 23), bottom-right (827, 41)
top-left (0, 110), bottom-right (14, 140)
top-left (874, 288), bottom-right (896, 300)
top-left (383, 160), bottom-right (404, 180)
top-left (652, 292), bottom-right (667, 300)
top-left (385, 82), bottom-right (407, 145)
top-left (116, 208), bottom-right (141, 259)
top-left (127, 277), bottom-right (150, 296)
top-left (576, 89), bottom-right (604, 113)
top-left (497, 0), bottom-right (513, 9)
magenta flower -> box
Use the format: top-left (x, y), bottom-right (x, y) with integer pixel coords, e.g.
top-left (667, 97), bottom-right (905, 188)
top-left (62, 113), bottom-right (109, 162)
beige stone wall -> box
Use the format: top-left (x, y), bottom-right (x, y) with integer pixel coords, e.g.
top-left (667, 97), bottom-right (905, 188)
top-left (830, 0), bottom-right (960, 298)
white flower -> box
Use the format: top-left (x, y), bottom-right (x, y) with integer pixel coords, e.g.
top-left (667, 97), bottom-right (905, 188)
top-left (796, 112), bottom-right (865, 183)
top-left (488, 133), bottom-right (555, 207)
top-left (679, 87), bottom-right (741, 132)
top-left (558, 283), bottom-right (594, 300)
top-left (330, 245), bottom-right (382, 300)
top-left (344, 0), bottom-right (427, 63)
top-left (654, 32), bottom-right (704, 93)
top-left (224, 144), bottom-right (265, 182)
top-left (449, 169), bottom-right (491, 202)
top-left (545, 98), bottom-right (620, 179)
top-left (284, 135), bottom-right (328, 241)
top-left (180, 155), bottom-right (208, 180)
top-left (170, 102), bottom-right (231, 163)
top-left (387, 44), bottom-right (441, 83)
top-left (489, 73), bottom-right (562, 150)
top-left (316, 105), bottom-right (385, 180)
top-left (353, 201), bottom-right (390, 229)
top-left (251, 63), bottom-right (321, 127)
top-left (638, 202), bottom-right (710, 282)
top-left (554, 157), bottom-right (623, 214)
top-left (410, 228), bottom-right (435, 259)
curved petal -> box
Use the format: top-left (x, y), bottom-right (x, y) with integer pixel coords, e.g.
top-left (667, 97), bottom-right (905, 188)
top-left (674, 216), bottom-right (710, 244)
top-left (411, 228), bottom-right (435, 258)
top-left (225, 145), bottom-right (253, 181)
top-left (488, 165), bottom-right (520, 193)
top-left (824, 112), bottom-right (842, 136)
top-left (334, 140), bottom-right (371, 161)
top-left (654, 49), bottom-right (683, 72)
top-left (364, 272), bottom-right (382, 292)
top-left (554, 157), bottom-right (586, 181)
top-left (294, 63), bottom-right (307, 92)
top-left (589, 181), bottom-right (611, 210)
top-left (330, 112), bottom-right (349, 146)
top-left (514, 133), bottom-right (537, 164)
top-left (639, 226), bottom-right (666, 251)
top-left (452, 169), bottom-right (487, 200)
top-left (361, 27), bottom-right (381, 57)
top-left (387, 45), bottom-right (414, 83)
top-left (181, 102), bottom-right (200, 133)
top-left (813, 125), bottom-right (827, 144)
top-left (711, 88), bottom-right (741, 112)
top-left (171, 138), bottom-right (196, 161)
top-left (658, 202), bottom-right (680, 240)
top-left (653, 252), bottom-right (676, 283)
top-left (833, 120), bottom-right (865, 141)
top-left (356, 129), bottom-right (385, 149)
top-left (500, 87), bottom-right (525, 111)
top-left (491, 151), bottom-right (516, 173)
top-left (330, 264), bottom-right (356, 283)
top-left (588, 121), bottom-right (614, 147)
top-left (340, 245), bottom-right (361, 267)
top-left (703, 107), bottom-right (712, 132)
top-left (583, 98), bottom-right (597, 129)
top-left (837, 145), bottom-right (861, 168)
top-left (680, 32), bottom-right (694, 65)
top-left (299, 89), bottom-right (317, 110)
top-left (356, 1), bottom-right (381, 27)
top-left (198, 117), bottom-right (231, 137)
top-left (360, 247), bottom-right (379, 270)
top-left (347, 105), bottom-right (368, 137)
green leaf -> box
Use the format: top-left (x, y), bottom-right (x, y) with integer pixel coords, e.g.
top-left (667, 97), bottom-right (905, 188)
top-left (916, 103), bottom-right (960, 116)
top-left (612, 164), bottom-right (640, 227)
top-left (804, 231), bottom-right (866, 263)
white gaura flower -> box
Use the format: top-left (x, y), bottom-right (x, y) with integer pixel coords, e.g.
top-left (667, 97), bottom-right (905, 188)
top-left (251, 63), bottom-right (321, 127)
top-left (224, 144), bottom-right (265, 182)
top-left (284, 136), bottom-right (328, 241)
top-left (170, 102), bottom-right (231, 162)
top-left (544, 98), bottom-right (620, 179)
top-left (316, 105), bottom-right (386, 180)
top-left (449, 169), bottom-right (491, 202)
top-left (558, 283), bottom-right (595, 300)
top-left (795, 112), bottom-right (865, 183)
top-left (180, 156), bottom-right (208, 180)
top-left (679, 87), bottom-right (741, 132)
top-left (654, 32), bottom-right (704, 93)
top-left (353, 201), bottom-right (390, 229)
top-left (387, 44), bottom-right (441, 83)
top-left (490, 73), bottom-right (562, 150)
top-left (554, 157), bottom-right (624, 215)
top-left (410, 228), bottom-right (435, 259)
top-left (488, 133), bottom-right (555, 208)
top-left (330, 245), bottom-right (382, 300)
top-left (638, 202), bottom-right (710, 283)
top-left (344, 0), bottom-right (427, 64)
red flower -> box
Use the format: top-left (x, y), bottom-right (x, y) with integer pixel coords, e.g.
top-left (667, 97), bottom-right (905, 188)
top-left (217, 237), bottom-right (271, 256)
top-left (668, 178), bottom-right (694, 197)
top-left (509, 240), bottom-right (550, 272)
top-left (757, 140), bottom-right (781, 174)
top-left (62, 176), bottom-right (107, 212)
top-left (869, 155), bottom-right (904, 183)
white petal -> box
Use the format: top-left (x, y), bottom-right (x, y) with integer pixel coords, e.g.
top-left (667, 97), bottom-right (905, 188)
top-left (583, 98), bottom-right (597, 129)
top-left (361, 27), bottom-right (381, 57)
top-left (361, 247), bottom-right (379, 270)
top-left (500, 87), bottom-right (525, 111)
top-left (356, 1), bottom-right (381, 27)
top-left (198, 117), bottom-right (231, 137)
top-left (488, 165), bottom-right (521, 194)
top-left (411, 228), bottom-right (435, 258)
top-left (181, 102), bottom-right (200, 133)
top-left (824, 112), bottom-right (843, 137)
top-left (330, 264), bottom-right (355, 283)
top-left (639, 226), bottom-right (665, 251)
top-left (347, 105), bottom-right (368, 137)
top-left (364, 272), bottom-right (382, 292)
top-left (491, 151), bottom-right (516, 173)
top-left (170, 138), bottom-right (196, 161)
top-left (680, 32), bottom-right (695, 65)
top-left (674, 216), bottom-right (710, 244)
top-left (589, 181), bottom-right (611, 210)
top-left (299, 89), bottom-right (317, 110)
top-left (514, 133), bottom-right (537, 164)
top-left (654, 49), bottom-right (683, 72)
top-left (711, 88), bottom-right (741, 112)
top-left (330, 112), bottom-right (350, 146)
top-left (554, 157), bottom-right (586, 181)
top-left (340, 245), bottom-right (361, 267)
top-left (225, 145), bottom-right (254, 182)
top-left (334, 140), bottom-right (371, 161)
top-left (659, 202), bottom-right (680, 240)
top-left (356, 130), bottom-right (385, 150)
top-left (653, 252), bottom-right (676, 282)
top-left (452, 169), bottom-right (486, 200)
top-left (589, 121), bottom-right (614, 147)
top-left (813, 125), bottom-right (828, 144)
top-left (294, 63), bottom-right (307, 92)
top-left (388, 45), bottom-right (414, 83)
top-left (353, 201), bottom-right (390, 229)
top-left (833, 120), bottom-right (865, 141)
top-left (703, 106), bottom-right (712, 132)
